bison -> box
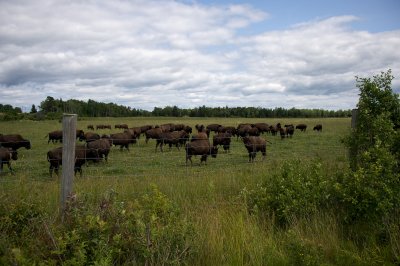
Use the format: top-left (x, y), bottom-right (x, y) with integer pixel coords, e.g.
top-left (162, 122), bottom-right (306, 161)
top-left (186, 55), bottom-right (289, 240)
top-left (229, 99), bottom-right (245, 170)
top-left (47, 130), bottom-right (85, 144)
top-left (47, 145), bottom-right (99, 178)
top-left (87, 138), bottom-right (112, 162)
top-left (185, 139), bottom-right (218, 165)
top-left (296, 124), bottom-right (307, 132)
top-left (213, 132), bottom-right (232, 152)
top-left (83, 132), bottom-right (100, 142)
top-left (242, 136), bottom-right (267, 162)
top-left (254, 123), bottom-right (269, 135)
top-left (0, 147), bottom-right (18, 173)
top-left (159, 130), bottom-right (189, 152)
top-left (313, 124), bottom-right (323, 131)
top-left (0, 134), bottom-right (31, 150)
top-left (110, 131), bottom-right (137, 151)
top-left (145, 127), bottom-right (163, 144)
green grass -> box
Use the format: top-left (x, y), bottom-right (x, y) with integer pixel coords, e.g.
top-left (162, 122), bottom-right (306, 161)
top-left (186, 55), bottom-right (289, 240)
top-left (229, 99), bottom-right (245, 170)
top-left (3, 117), bottom-right (395, 265)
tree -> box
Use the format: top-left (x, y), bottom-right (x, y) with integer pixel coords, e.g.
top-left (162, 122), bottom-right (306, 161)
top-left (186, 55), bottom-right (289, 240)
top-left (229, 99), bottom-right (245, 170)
top-left (30, 104), bottom-right (37, 113)
top-left (342, 70), bottom-right (400, 223)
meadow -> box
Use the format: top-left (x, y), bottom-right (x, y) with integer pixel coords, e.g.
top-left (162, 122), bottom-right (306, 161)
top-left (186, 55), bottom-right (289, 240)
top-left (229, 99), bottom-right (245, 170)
top-left (2, 117), bottom-right (396, 265)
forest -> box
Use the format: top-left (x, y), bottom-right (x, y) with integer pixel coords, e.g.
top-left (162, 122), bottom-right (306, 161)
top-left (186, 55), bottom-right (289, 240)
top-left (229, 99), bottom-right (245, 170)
top-left (1, 96), bottom-right (352, 120)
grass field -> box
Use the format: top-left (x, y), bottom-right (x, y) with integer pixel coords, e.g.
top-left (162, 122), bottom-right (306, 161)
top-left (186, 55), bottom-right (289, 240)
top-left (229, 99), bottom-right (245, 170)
top-left (3, 117), bottom-right (394, 265)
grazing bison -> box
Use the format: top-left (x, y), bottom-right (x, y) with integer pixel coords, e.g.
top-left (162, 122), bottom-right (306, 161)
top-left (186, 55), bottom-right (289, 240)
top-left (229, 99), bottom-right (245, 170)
top-left (313, 124), bottom-right (323, 131)
top-left (296, 124), bottom-right (307, 132)
top-left (110, 131), bottom-right (137, 151)
top-left (47, 145), bottom-right (99, 178)
top-left (87, 138), bottom-right (112, 162)
top-left (213, 132), bottom-right (232, 152)
top-left (242, 136), bottom-right (266, 162)
top-left (185, 139), bottom-right (218, 165)
top-left (0, 147), bottom-right (18, 173)
top-left (83, 132), bottom-right (100, 142)
top-left (159, 130), bottom-right (189, 152)
top-left (0, 134), bottom-right (31, 150)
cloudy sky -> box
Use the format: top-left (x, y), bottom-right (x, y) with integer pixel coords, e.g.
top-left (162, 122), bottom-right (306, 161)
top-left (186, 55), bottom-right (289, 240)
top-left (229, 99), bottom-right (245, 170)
top-left (1, 0), bottom-right (399, 111)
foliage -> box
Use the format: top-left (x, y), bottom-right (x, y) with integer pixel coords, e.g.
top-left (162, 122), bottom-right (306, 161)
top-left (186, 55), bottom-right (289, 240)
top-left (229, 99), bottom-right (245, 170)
top-left (342, 70), bottom-right (400, 224)
top-left (241, 160), bottom-right (336, 226)
top-left (0, 186), bottom-right (196, 265)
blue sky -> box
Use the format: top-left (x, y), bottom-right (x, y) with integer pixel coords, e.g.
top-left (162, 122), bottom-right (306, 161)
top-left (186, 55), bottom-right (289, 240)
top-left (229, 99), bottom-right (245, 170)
top-left (0, 0), bottom-right (399, 111)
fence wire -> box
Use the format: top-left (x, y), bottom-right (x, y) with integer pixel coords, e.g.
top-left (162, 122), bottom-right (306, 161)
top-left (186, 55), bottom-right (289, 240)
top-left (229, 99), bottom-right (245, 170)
top-left (0, 132), bottom-right (348, 183)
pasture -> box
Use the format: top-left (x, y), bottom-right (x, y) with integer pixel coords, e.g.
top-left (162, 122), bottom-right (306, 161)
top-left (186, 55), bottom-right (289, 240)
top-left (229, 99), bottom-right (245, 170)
top-left (3, 117), bottom-right (382, 265)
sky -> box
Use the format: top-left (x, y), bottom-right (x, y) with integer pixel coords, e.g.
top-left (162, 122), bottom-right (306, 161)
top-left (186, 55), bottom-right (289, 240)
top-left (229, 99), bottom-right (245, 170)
top-left (0, 0), bottom-right (399, 112)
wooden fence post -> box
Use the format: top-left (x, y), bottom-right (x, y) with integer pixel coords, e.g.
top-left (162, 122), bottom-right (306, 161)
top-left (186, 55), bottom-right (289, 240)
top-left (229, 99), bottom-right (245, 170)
top-left (61, 114), bottom-right (77, 221)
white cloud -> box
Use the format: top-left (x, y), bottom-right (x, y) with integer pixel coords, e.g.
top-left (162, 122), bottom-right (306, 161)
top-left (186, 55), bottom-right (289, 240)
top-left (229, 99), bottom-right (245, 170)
top-left (0, 0), bottom-right (399, 111)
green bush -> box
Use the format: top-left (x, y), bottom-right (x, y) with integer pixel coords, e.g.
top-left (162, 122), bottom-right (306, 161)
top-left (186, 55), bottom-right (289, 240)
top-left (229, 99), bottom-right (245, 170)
top-left (0, 186), bottom-right (196, 265)
top-left (242, 160), bottom-right (335, 226)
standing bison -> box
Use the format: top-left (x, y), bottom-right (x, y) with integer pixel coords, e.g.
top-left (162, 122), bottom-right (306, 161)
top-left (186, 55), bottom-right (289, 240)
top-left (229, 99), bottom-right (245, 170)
top-left (313, 124), bottom-right (323, 131)
top-left (0, 134), bottom-right (31, 150)
top-left (47, 145), bottom-right (99, 178)
top-left (159, 130), bottom-right (189, 152)
top-left (185, 139), bottom-right (218, 165)
top-left (213, 132), bottom-right (232, 152)
top-left (296, 124), bottom-right (307, 132)
top-left (87, 138), bottom-right (112, 162)
top-left (0, 147), bottom-right (18, 173)
top-left (242, 136), bottom-right (267, 162)
top-left (110, 131), bottom-right (137, 151)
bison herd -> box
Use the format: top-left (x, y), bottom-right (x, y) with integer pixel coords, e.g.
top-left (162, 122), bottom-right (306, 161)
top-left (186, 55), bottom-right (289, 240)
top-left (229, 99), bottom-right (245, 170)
top-left (0, 122), bottom-right (323, 176)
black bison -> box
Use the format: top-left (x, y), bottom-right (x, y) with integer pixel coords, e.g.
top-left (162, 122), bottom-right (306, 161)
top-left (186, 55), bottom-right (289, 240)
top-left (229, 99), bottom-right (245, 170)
top-left (0, 134), bottom-right (31, 150)
top-left (87, 124), bottom-right (94, 130)
top-left (159, 130), bottom-right (190, 152)
top-left (242, 136), bottom-right (267, 162)
top-left (313, 124), bottom-right (323, 131)
top-left (0, 147), bottom-right (18, 173)
top-left (87, 138), bottom-right (112, 162)
top-left (110, 131), bottom-right (137, 151)
top-left (185, 139), bottom-right (218, 165)
top-left (296, 124), bottom-right (307, 132)
top-left (213, 132), bottom-right (232, 152)
top-left (47, 145), bottom-right (99, 178)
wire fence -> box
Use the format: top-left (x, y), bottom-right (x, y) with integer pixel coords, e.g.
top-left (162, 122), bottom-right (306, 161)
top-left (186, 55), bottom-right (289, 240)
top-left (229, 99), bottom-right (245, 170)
top-left (0, 132), bottom-right (349, 183)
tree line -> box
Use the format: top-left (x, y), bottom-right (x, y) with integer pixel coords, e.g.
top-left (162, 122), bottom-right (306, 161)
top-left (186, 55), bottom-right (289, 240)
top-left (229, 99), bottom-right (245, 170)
top-left (0, 96), bottom-right (352, 120)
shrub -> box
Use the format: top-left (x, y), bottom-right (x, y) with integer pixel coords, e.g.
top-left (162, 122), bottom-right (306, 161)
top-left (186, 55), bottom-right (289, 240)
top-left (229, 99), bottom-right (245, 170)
top-left (242, 160), bottom-right (335, 226)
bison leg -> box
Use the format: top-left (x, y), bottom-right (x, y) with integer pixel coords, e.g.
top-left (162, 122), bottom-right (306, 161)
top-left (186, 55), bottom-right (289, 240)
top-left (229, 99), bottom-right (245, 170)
top-left (200, 155), bottom-right (208, 165)
top-left (186, 155), bottom-right (193, 166)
